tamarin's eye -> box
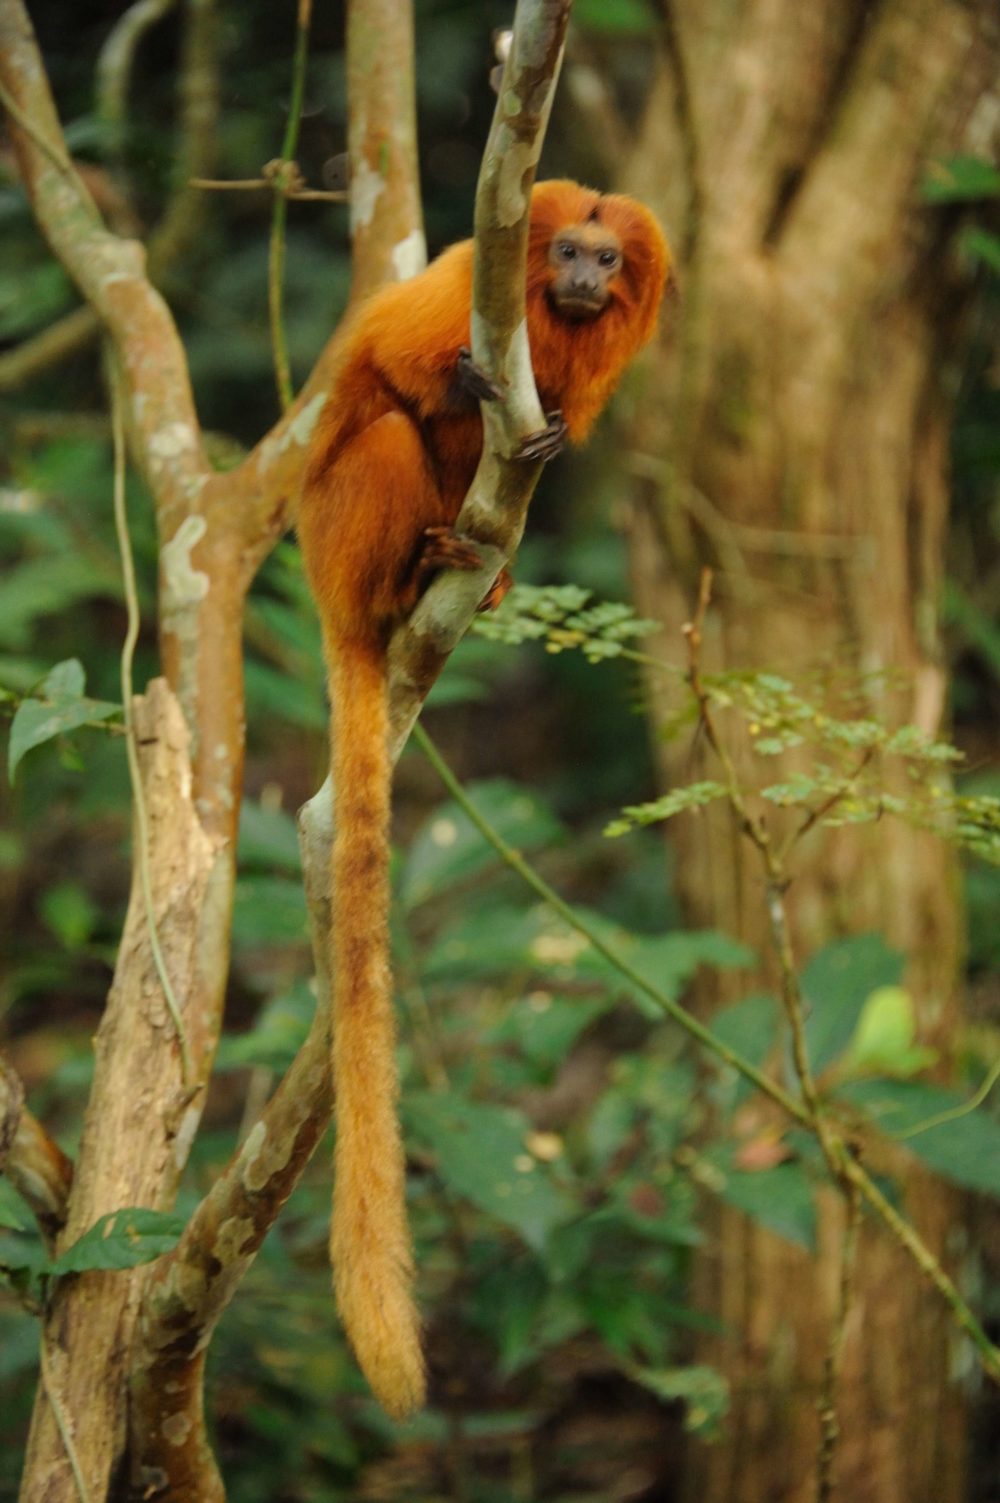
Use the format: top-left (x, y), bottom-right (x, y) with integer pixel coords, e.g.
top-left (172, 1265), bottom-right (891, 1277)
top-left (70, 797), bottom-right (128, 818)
top-left (558, 242), bottom-right (577, 260)
top-left (599, 250), bottom-right (620, 268)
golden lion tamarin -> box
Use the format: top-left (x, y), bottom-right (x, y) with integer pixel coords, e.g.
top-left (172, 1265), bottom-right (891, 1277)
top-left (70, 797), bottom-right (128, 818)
top-left (298, 179), bottom-right (670, 1416)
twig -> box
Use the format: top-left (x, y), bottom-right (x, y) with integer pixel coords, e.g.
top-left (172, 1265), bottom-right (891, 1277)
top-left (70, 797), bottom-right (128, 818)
top-left (682, 571), bottom-right (1000, 1385)
top-left (412, 720), bottom-right (1000, 1385)
top-left (96, 0), bottom-right (178, 143)
top-left (0, 78), bottom-right (73, 176)
top-left (269, 0), bottom-right (314, 410)
top-left (816, 1176), bottom-right (861, 1503)
top-left (776, 746), bottom-right (876, 864)
top-left (894, 1052), bottom-right (1000, 1140)
top-left (109, 358), bottom-right (192, 1086)
top-left (413, 720), bottom-right (810, 1127)
top-left (190, 175), bottom-right (345, 201)
top-left (38, 1342), bottom-right (91, 1503)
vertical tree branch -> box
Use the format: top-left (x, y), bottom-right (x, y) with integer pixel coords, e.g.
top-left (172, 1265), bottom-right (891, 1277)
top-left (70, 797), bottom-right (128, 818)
top-left (133, 1), bottom-right (574, 1488)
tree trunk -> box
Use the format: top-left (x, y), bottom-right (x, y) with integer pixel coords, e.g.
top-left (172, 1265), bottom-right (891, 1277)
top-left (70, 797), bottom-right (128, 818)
top-left (619, 3), bottom-right (998, 1498)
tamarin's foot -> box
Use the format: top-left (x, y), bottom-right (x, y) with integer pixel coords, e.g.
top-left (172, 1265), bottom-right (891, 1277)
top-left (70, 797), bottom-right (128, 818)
top-left (516, 411), bottom-right (568, 462)
top-left (420, 525), bottom-right (484, 577)
top-left (478, 566), bottom-right (513, 612)
top-left (453, 347), bottom-right (505, 404)
top-left (421, 529), bottom-right (512, 612)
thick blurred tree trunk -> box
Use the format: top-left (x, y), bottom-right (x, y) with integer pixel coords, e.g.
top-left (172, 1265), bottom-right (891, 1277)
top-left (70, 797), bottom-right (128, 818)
top-left (617, 4), bottom-right (999, 1500)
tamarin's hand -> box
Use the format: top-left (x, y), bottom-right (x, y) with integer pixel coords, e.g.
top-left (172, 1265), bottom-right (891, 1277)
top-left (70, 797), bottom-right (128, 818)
top-left (298, 179), bottom-right (671, 1418)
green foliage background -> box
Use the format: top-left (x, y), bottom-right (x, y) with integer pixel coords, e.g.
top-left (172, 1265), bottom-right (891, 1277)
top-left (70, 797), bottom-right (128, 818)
top-left (1, 2), bottom-right (999, 1499)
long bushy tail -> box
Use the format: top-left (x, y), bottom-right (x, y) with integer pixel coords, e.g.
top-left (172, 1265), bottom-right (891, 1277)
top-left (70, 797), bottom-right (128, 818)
top-left (329, 638), bottom-right (425, 1418)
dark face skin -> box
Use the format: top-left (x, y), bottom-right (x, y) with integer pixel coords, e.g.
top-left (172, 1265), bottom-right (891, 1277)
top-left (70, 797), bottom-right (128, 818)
top-left (547, 223), bottom-right (623, 319)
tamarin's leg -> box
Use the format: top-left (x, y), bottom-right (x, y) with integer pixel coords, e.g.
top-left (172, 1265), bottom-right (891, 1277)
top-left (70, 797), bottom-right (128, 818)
top-left (299, 411), bottom-right (445, 637)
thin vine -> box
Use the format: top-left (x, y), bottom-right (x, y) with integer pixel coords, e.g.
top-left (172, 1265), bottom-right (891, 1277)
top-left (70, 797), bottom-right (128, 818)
top-left (412, 715), bottom-right (1000, 1385)
top-left (268, 0), bottom-right (314, 411)
top-left (109, 358), bottom-right (192, 1086)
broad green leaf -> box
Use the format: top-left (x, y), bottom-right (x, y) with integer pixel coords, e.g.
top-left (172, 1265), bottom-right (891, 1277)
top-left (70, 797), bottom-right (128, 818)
top-left (0, 1180), bottom-right (28, 1232)
top-left (800, 933), bottom-right (904, 1072)
top-left (243, 660), bottom-right (326, 731)
top-left (629, 1363), bottom-right (729, 1435)
top-left (406, 1093), bottom-right (575, 1251)
top-left (0, 556), bottom-right (119, 652)
top-left (707, 1149), bottom-right (816, 1249)
top-left (922, 154), bottom-right (1000, 203)
top-left (584, 927), bottom-right (753, 1016)
top-left (50, 1208), bottom-right (184, 1275)
top-left (423, 901), bottom-right (751, 1022)
top-left (573, 0), bottom-right (656, 34)
top-left (958, 225), bottom-right (1000, 274)
top-left (232, 876), bottom-right (308, 948)
top-left (470, 1258), bottom-right (549, 1375)
top-left (8, 659), bottom-right (119, 782)
top-left (400, 779), bottom-right (565, 909)
top-left (238, 800), bottom-right (302, 873)
top-left (840, 986), bottom-right (937, 1078)
top-left (215, 981), bottom-right (314, 1070)
top-left (838, 1079), bottom-right (1000, 1197)
top-left (708, 992), bottom-right (779, 1108)
top-left (40, 881), bottom-right (98, 949)
top-left (487, 992), bottom-right (609, 1068)
top-left (0, 1230), bottom-right (49, 1281)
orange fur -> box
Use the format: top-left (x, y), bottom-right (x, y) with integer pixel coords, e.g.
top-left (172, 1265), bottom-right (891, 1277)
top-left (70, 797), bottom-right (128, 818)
top-left (298, 180), bottom-right (670, 1417)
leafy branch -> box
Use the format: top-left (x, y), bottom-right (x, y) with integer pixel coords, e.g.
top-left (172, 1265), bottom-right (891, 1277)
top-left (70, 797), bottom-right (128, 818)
top-left (417, 571), bottom-right (1000, 1399)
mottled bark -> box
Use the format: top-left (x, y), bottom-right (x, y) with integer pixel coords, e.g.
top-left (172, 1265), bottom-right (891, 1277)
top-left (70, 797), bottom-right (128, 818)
top-left (20, 682), bottom-right (218, 1503)
top-left (618, 2), bottom-right (998, 1498)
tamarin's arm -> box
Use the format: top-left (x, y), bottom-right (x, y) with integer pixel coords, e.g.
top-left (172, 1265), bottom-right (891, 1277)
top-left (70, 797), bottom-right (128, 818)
top-left (352, 241), bottom-right (477, 419)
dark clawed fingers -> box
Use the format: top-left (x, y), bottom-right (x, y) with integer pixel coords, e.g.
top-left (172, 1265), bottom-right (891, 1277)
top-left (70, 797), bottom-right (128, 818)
top-left (515, 410), bottom-right (568, 463)
top-left (455, 347), bottom-right (504, 404)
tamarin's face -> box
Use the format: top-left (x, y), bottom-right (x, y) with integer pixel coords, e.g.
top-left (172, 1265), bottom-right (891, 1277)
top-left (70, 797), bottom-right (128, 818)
top-left (546, 222), bottom-right (623, 320)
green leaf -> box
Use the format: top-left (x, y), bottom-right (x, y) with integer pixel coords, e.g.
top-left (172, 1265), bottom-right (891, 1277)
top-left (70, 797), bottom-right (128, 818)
top-left (470, 1258), bottom-right (549, 1375)
top-left (629, 1363), bottom-right (729, 1435)
top-left (238, 800), bottom-right (302, 873)
top-left (0, 555), bottom-right (119, 653)
top-left (958, 225), bottom-right (1000, 274)
top-left (707, 1149), bottom-right (816, 1249)
top-left (922, 154), bottom-right (1000, 203)
top-left (0, 1180), bottom-right (28, 1232)
top-left (488, 992), bottom-right (609, 1068)
top-left (709, 992), bottom-right (779, 1108)
top-left (573, 0), bottom-right (656, 33)
top-left (839, 1080), bottom-right (1000, 1197)
top-left (423, 902), bottom-right (750, 1021)
top-left (800, 934), bottom-right (904, 1073)
top-left (605, 781), bottom-right (727, 837)
top-left (40, 881), bottom-right (98, 949)
top-left (840, 986), bottom-right (937, 1078)
top-left (232, 876), bottom-right (308, 948)
top-left (400, 780), bottom-right (565, 909)
top-left (50, 1208), bottom-right (184, 1276)
top-left (215, 981), bottom-right (314, 1070)
top-left (243, 660), bottom-right (326, 731)
top-left (8, 659), bottom-right (119, 782)
top-left (406, 1093), bottom-right (575, 1251)
top-left (0, 1230), bottom-right (49, 1282)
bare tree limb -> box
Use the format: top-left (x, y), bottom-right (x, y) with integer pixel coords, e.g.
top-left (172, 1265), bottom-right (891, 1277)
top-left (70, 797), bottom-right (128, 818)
top-left (19, 681), bottom-right (219, 1502)
top-left (344, 0), bottom-right (426, 302)
top-left (129, 0), bottom-right (573, 1483)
